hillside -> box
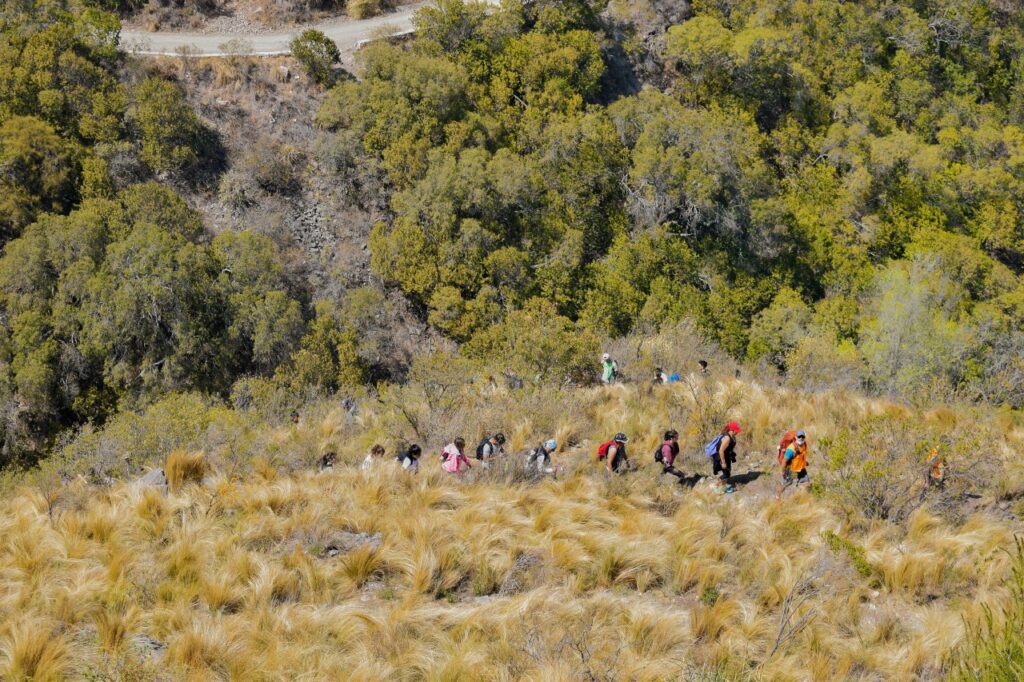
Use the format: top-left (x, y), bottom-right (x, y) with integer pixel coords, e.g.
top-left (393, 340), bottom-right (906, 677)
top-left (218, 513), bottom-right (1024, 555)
top-left (2, 369), bottom-right (1023, 679)
top-left (4, 0), bottom-right (1024, 678)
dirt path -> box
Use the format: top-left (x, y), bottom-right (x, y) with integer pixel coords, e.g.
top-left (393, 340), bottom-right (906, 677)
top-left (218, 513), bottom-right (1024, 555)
top-left (119, 3), bottom-right (428, 56)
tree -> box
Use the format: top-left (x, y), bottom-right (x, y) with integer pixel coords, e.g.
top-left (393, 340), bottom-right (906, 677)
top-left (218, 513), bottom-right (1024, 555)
top-left (290, 30), bottom-right (340, 86)
top-left (132, 77), bottom-right (202, 175)
top-left (0, 116), bottom-right (79, 240)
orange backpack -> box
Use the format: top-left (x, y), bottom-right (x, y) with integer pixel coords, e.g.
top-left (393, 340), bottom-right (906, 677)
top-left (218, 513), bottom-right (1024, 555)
top-left (777, 431), bottom-right (798, 466)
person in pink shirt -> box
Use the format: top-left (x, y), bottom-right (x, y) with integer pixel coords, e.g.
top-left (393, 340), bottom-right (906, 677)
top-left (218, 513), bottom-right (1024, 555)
top-left (441, 437), bottom-right (472, 474)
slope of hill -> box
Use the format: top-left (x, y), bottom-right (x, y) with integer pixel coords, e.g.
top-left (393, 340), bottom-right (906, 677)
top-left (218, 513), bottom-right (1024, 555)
top-left (2, 368), bottom-right (1022, 680)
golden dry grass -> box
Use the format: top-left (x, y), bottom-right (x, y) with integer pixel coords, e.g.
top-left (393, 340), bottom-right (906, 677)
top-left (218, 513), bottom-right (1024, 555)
top-left (0, 380), bottom-right (1021, 680)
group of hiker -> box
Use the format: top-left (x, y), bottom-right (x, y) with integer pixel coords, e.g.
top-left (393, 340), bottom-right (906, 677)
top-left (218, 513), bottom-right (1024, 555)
top-left (313, 351), bottom-right (948, 496)
top-left (319, 433), bottom-right (561, 478)
top-left (599, 353), bottom-right (710, 387)
top-left (318, 421), bottom-right (948, 498)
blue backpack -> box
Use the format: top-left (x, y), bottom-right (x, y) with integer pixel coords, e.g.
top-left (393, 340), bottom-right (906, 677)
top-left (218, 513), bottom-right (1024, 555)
top-left (704, 434), bottom-right (724, 458)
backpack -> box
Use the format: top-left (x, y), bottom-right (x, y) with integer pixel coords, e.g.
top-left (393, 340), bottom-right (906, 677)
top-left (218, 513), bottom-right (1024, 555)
top-left (653, 445), bottom-right (664, 464)
top-left (596, 440), bottom-right (616, 461)
top-left (476, 438), bottom-right (490, 460)
top-left (704, 434), bottom-right (724, 458)
top-left (777, 431), bottom-right (798, 466)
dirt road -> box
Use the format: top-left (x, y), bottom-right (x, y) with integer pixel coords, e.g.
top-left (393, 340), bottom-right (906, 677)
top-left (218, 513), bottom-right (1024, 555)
top-left (119, 5), bottom-right (427, 56)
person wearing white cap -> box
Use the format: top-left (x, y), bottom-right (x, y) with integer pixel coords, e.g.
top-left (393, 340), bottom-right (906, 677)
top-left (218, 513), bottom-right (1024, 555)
top-left (526, 439), bottom-right (559, 476)
top-left (601, 353), bottom-right (618, 385)
top-left (777, 430), bottom-right (809, 499)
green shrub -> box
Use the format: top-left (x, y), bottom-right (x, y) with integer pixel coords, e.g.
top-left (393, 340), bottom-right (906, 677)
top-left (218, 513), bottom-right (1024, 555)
top-left (289, 30), bottom-right (340, 86)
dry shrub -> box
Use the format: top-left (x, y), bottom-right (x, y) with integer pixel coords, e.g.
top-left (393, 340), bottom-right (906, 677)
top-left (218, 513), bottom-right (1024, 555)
top-left (0, 619), bottom-right (68, 681)
top-left (165, 449), bottom-right (207, 492)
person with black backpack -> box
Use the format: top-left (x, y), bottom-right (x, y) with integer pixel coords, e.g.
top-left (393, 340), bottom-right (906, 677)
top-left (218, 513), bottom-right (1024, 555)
top-left (476, 433), bottom-right (506, 463)
top-left (396, 444), bottom-right (422, 473)
top-left (654, 430), bottom-right (685, 481)
top-left (525, 439), bottom-right (558, 476)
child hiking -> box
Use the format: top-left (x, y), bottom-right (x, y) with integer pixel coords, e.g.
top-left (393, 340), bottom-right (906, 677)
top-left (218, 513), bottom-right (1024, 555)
top-left (655, 429), bottom-right (686, 481)
top-left (441, 438), bottom-right (472, 474)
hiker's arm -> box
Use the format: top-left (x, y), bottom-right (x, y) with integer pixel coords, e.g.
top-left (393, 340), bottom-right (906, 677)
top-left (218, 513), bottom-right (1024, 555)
top-left (606, 446), bottom-right (614, 473)
top-left (718, 436), bottom-right (730, 459)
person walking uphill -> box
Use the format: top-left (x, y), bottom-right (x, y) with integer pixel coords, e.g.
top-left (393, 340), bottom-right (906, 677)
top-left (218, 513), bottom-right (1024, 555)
top-left (526, 439), bottom-right (558, 475)
top-left (396, 444), bottom-right (422, 473)
top-left (476, 433), bottom-right (506, 462)
top-left (601, 353), bottom-right (619, 385)
top-left (597, 433), bottom-right (631, 474)
top-left (705, 422), bottom-right (740, 493)
top-left (776, 430), bottom-right (809, 499)
top-left (441, 437), bottom-right (472, 474)
top-left (655, 429), bottom-right (685, 481)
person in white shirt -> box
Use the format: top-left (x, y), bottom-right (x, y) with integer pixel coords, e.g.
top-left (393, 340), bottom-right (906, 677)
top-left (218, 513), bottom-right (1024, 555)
top-left (361, 444), bottom-right (385, 470)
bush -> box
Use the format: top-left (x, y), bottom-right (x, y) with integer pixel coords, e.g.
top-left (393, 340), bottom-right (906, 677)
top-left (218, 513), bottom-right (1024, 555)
top-left (289, 30), bottom-right (340, 85)
top-left (949, 539), bottom-right (1024, 681)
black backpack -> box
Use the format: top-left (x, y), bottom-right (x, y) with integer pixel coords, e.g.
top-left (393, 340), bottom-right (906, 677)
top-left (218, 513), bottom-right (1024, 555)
top-left (476, 438), bottom-right (490, 460)
top-left (653, 445), bottom-right (663, 463)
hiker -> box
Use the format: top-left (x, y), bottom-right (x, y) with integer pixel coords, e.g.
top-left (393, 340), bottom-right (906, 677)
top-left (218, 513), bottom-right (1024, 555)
top-left (704, 422), bottom-right (740, 493)
top-left (597, 432), bottom-right (631, 474)
top-left (318, 451), bottom-right (337, 472)
top-left (698, 360), bottom-right (708, 376)
top-left (441, 437), bottom-right (472, 474)
top-left (525, 439), bottom-right (558, 475)
top-left (290, 410), bottom-right (300, 425)
top-left (655, 429), bottom-right (686, 481)
top-left (926, 443), bottom-right (945, 490)
top-left (777, 430), bottom-right (809, 499)
top-left (362, 444), bottom-right (386, 471)
top-left (396, 444), bottom-right (421, 473)
top-left (601, 353), bottom-right (619, 385)
top-left (654, 367), bottom-right (669, 384)
top-left (476, 433), bottom-right (506, 462)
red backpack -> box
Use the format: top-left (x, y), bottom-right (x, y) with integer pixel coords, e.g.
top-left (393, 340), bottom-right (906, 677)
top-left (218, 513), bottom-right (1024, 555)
top-left (595, 440), bottom-right (616, 461)
top-left (777, 431), bottom-right (797, 466)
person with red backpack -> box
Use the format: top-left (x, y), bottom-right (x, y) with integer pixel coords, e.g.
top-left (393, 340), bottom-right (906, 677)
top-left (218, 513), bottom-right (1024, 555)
top-left (441, 437), bottom-right (472, 474)
top-left (655, 429), bottom-right (685, 481)
top-left (776, 430), bottom-right (809, 499)
top-left (597, 433), bottom-right (631, 474)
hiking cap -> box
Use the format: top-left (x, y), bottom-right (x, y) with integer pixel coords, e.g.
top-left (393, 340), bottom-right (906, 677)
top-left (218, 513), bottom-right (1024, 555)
top-left (796, 430), bottom-right (806, 438)
top-left (614, 432), bottom-right (629, 443)
top-left (726, 421), bottom-right (741, 434)
top-left (544, 439), bottom-right (557, 450)
top-left (494, 433), bottom-right (506, 444)
top-left (602, 353), bottom-right (611, 360)
top-left (665, 429), bottom-right (678, 439)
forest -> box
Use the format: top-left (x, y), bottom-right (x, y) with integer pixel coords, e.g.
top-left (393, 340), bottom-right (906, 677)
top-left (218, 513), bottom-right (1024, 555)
top-left (4, 0), bottom-right (1024, 466)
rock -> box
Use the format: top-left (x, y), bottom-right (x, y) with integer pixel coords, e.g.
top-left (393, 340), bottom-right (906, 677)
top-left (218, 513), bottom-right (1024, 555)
top-left (135, 469), bottom-right (167, 488)
top-left (320, 531), bottom-right (382, 558)
top-left (130, 634), bottom-right (166, 661)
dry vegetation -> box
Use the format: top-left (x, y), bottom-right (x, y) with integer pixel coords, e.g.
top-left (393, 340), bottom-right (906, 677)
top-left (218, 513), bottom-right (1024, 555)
top-left (1, 372), bottom-right (1022, 680)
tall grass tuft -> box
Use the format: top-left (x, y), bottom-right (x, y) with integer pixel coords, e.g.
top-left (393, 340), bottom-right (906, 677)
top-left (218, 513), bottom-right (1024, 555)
top-left (165, 449), bottom-right (207, 492)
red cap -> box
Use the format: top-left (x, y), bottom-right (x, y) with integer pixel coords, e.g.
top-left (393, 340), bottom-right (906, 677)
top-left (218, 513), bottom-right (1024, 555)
top-left (726, 421), bottom-right (741, 434)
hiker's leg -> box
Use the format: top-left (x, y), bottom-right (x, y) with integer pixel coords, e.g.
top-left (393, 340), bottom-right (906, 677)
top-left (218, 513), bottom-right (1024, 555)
top-left (663, 465), bottom-right (685, 480)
